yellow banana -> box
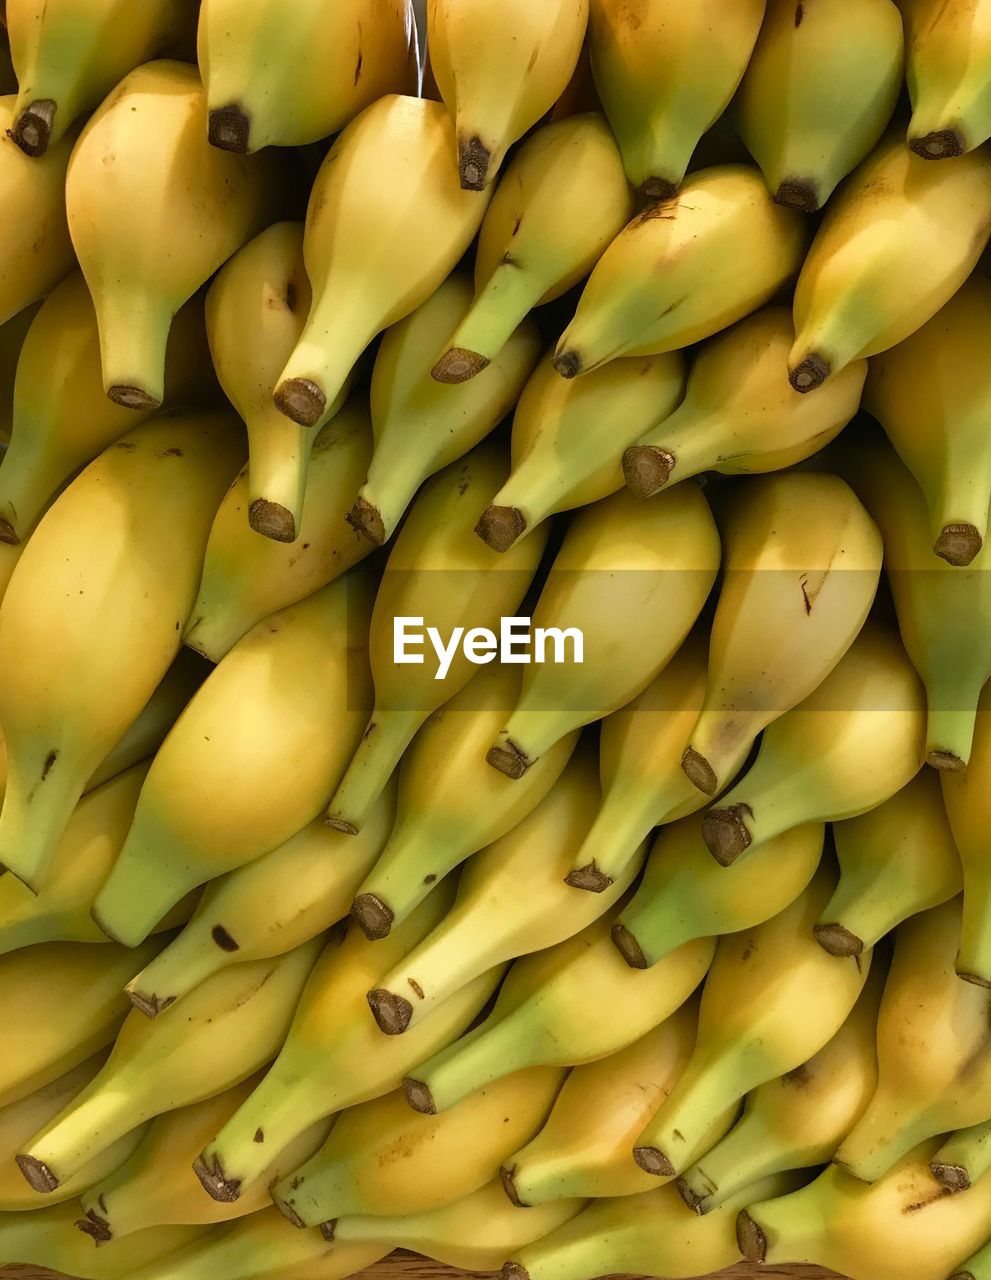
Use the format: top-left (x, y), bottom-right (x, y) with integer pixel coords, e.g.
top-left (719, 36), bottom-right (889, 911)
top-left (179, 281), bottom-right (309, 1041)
top-left (487, 484), bottom-right (721, 780)
top-left (427, 0), bottom-right (587, 190)
top-left (432, 114), bottom-right (632, 381)
top-left (702, 624), bottom-right (926, 866)
top-left (788, 137), bottom-right (991, 392)
top-left (273, 95), bottom-right (489, 431)
top-left (327, 442), bottom-right (549, 834)
top-left (0, 303), bottom-right (39, 443)
top-left (66, 60), bottom-right (283, 410)
top-left (16, 938), bottom-right (321, 1194)
top-left (553, 166), bottom-right (806, 378)
top-left (7, 0), bottom-right (196, 155)
top-left (587, 0), bottom-right (766, 199)
top-left (198, 0), bottom-right (415, 152)
top-left (934, 1118), bottom-right (991, 1194)
top-left (350, 663), bottom-right (578, 941)
top-left (351, 272), bottom-right (540, 545)
top-left (944, 685), bottom-right (991, 984)
top-left (734, 0), bottom-right (904, 211)
top-left (622, 308), bottom-right (866, 500)
top-left (902, 0), bottom-right (991, 159)
top-left (476, 351), bottom-right (686, 554)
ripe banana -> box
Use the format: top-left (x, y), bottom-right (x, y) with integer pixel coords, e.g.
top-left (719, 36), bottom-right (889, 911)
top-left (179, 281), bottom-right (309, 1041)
top-left (404, 911), bottom-right (715, 1115)
top-left (66, 60), bottom-right (283, 410)
top-left (16, 939), bottom-right (321, 1193)
top-left (902, 0), bottom-right (991, 159)
top-left (350, 662), bottom-right (578, 941)
top-left (125, 784), bottom-right (395, 1019)
top-left (0, 303), bottom-right (38, 443)
top-left (476, 351), bottom-right (686, 554)
top-left (553, 166), bottom-right (806, 378)
top-left (866, 274), bottom-right (991, 566)
top-left (702, 623), bottom-right (926, 866)
top-left (788, 137), bottom-right (991, 392)
top-left (486, 484), bottom-right (721, 780)
top-left (432, 114), bottom-right (632, 381)
top-left (587, 0), bottom-right (766, 198)
top-left (612, 821), bottom-right (824, 971)
top-left (816, 769), bottom-right (962, 957)
top-left (678, 959), bottom-right (884, 1213)
top-left (944, 686), bottom-right (991, 984)
top-left (633, 863), bottom-right (871, 1178)
top-left (198, 0), bottom-right (415, 152)
top-left (367, 742), bottom-right (641, 1036)
top-left (681, 471), bottom-right (881, 798)
top-left (351, 272), bottom-right (540, 545)
top-left (622, 308), bottom-right (866, 500)
top-left (274, 1069), bottom-right (564, 1227)
top-left (734, 0), bottom-right (904, 211)
top-left (427, 0), bottom-right (588, 190)
top-left (273, 95), bottom-right (489, 431)
top-left (933, 1118), bottom-right (991, 1195)
top-left (93, 571), bottom-right (374, 950)
top-left (7, 0), bottom-right (196, 155)
top-left (328, 442), bottom-right (549, 834)
top-left (194, 894), bottom-right (502, 1204)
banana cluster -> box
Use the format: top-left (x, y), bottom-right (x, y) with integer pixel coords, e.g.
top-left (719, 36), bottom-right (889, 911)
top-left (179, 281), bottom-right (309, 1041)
top-left (2, 3), bottom-right (991, 1280)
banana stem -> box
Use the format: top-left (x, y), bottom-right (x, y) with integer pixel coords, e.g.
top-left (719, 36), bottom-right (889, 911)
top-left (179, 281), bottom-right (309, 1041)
top-left (353, 459), bottom-right (426, 547)
top-left (739, 1181), bottom-right (827, 1265)
top-left (678, 1109), bottom-right (783, 1213)
top-left (443, 264), bottom-right (544, 369)
top-left (0, 435), bottom-right (72, 545)
top-left (94, 290), bottom-right (174, 410)
top-left (682, 711), bottom-right (759, 798)
top-left (0, 750), bottom-right (86, 893)
top-left (615, 886), bottom-right (700, 970)
top-left (125, 922), bottom-right (231, 1019)
top-left (406, 1015), bottom-right (526, 1115)
top-left (490, 711), bottom-right (576, 781)
top-left (626, 406), bottom-right (722, 497)
top-left (327, 707), bottom-right (425, 835)
top-left (957, 869), bottom-right (991, 987)
top-left (932, 1118), bottom-right (991, 1192)
top-left (353, 819), bottom-right (458, 938)
top-left (246, 415), bottom-right (317, 544)
top-left (635, 1059), bottom-right (740, 1178)
top-left (815, 877), bottom-right (894, 958)
top-left (568, 780), bottom-right (661, 891)
top-left (834, 1105), bottom-right (931, 1183)
top-left (21, 1082), bottom-right (138, 1189)
top-left (930, 487), bottom-right (989, 567)
top-left (92, 838), bottom-right (197, 951)
top-left (925, 690), bottom-right (982, 772)
top-left (504, 1213), bottom-right (632, 1280)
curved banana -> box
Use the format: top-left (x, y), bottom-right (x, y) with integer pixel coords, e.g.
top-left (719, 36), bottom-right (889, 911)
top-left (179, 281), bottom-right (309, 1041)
top-left (476, 351), bottom-right (686, 554)
top-left (933, 1119), bottom-right (991, 1195)
top-left (944, 685), bottom-right (991, 984)
top-left (553, 166), bottom-right (806, 378)
top-left (351, 273), bottom-right (540, 545)
top-left (273, 95), bottom-right (489, 431)
top-left (902, 0), bottom-right (991, 159)
top-left (432, 115), bottom-right (632, 381)
top-left (702, 624), bottom-right (926, 866)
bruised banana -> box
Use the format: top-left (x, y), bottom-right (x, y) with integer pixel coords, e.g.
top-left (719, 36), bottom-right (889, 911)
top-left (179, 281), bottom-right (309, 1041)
top-left (944, 687), bottom-right (991, 985)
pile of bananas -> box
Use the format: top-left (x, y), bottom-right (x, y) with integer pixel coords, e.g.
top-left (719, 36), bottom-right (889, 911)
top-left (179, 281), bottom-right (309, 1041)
top-left (5, 2), bottom-right (991, 1280)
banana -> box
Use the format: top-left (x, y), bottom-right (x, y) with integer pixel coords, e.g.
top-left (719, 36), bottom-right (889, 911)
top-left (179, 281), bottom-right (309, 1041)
top-left (682, 472), bottom-right (881, 798)
top-left (502, 1000), bottom-right (734, 1205)
top-left (327, 442), bottom-right (549, 834)
top-left (193, 894), bottom-right (502, 1205)
top-left (739, 1140), bottom-right (991, 1279)
top-left (431, 115), bottom-right (632, 382)
top-left (566, 635), bottom-right (708, 891)
top-left (125, 783), bottom-right (396, 1018)
top-left (404, 911), bottom-right (715, 1115)
top-left (0, 96), bottom-right (77, 324)
top-left (553, 166), bottom-right (806, 378)
top-left (66, 60), bottom-right (283, 411)
top-left (816, 769), bottom-right (962, 957)
top-left (902, 0), bottom-right (991, 159)
top-left (367, 742), bottom-right (641, 1036)
top-left (934, 1119), bottom-right (991, 1195)
top-left (427, 0), bottom-right (587, 190)
top-left (633, 863), bottom-right (871, 1179)
top-left (330, 1179), bottom-right (585, 1270)
top-left (274, 1069), bottom-right (565, 1227)
top-left (273, 95), bottom-right (489, 431)
top-left (475, 351), bottom-right (686, 554)
top-left (944, 685), bottom-right (991, 983)
top-left (350, 663), bottom-right (578, 940)
top-left (0, 408), bottom-right (239, 895)
top-left (77, 1078), bottom-right (330, 1241)
top-left (198, 0), bottom-right (415, 152)
top-left (612, 821), bottom-right (824, 972)
top-left (183, 401), bottom-right (373, 662)
top-left (351, 273), bottom-right (540, 545)
top-left (486, 484), bottom-right (721, 780)
top-left (16, 938), bottom-right (321, 1194)
top-left (702, 623), bottom-right (926, 867)
top-left (0, 937), bottom-right (163, 1108)
top-left (734, 0), bottom-right (904, 211)
top-left (956, 1233), bottom-right (991, 1280)
top-left (788, 137), bottom-right (991, 393)
top-left (0, 303), bottom-right (38, 443)
top-left (866, 274), bottom-right (991, 566)
top-left (0, 1054), bottom-right (149, 1211)
top-left (93, 570), bottom-right (375, 950)
top-left (622, 308), bottom-right (866, 501)
top-left (7, 0), bottom-right (197, 155)
top-left (501, 1174), bottom-right (802, 1280)
top-left (587, 0), bottom-right (766, 199)
top-left (0, 273), bottom-right (216, 546)
top-left (678, 958), bottom-right (884, 1213)
top-left (0, 540), bottom-right (22, 604)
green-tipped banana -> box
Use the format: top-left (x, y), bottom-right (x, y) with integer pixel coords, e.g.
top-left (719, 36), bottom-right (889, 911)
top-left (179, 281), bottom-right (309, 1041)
top-left (943, 685), bottom-right (991, 985)
top-left (933, 1119), bottom-right (991, 1196)
top-left (902, 0), bottom-right (991, 160)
